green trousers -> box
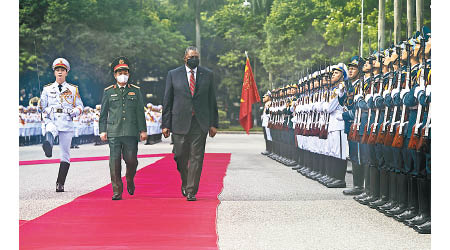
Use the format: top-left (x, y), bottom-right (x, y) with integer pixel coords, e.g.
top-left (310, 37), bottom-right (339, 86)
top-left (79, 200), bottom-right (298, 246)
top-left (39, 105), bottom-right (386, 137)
top-left (108, 136), bottom-right (138, 195)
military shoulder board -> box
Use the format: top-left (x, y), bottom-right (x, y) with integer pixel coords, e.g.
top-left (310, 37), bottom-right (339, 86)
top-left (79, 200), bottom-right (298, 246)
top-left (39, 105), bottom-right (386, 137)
top-left (130, 84), bottom-right (140, 89)
top-left (44, 83), bottom-right (53, 88)
top-left (104, 85), bottom-right (114, 90)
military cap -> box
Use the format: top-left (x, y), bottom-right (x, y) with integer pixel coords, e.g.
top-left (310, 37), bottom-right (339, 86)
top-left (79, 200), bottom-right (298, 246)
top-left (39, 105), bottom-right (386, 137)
top-left (263, 90), bottom-right (272, 97)
top-left (332, 63), bottom-right (348, 81)
top-left (348, 56), bottom-right (360, 67)
top-left (111, 56), bottom-right (130, 73)
top-left (19, 105), bottom-right (24, 110)
top-left (52, 58), bottom-right (70, 71)
top-left (96, 104), bottom-right (101, 110)
top-left (146, 103), bottom-right (153, 108)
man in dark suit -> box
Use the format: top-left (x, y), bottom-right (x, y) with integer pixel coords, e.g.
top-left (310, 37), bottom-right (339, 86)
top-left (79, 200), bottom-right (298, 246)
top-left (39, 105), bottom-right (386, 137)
top-left (162, 46), bottom-right (219, 201)
top-left (99, 56), bottom-right (147, 200)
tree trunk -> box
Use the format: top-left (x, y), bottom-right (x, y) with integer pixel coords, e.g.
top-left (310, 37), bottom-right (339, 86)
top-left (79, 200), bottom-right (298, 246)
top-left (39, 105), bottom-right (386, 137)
top-left (407, 0), bottom-right (414, 37)
top-left (416, 0), bottom-right (423, 31)
top-left (394, 0), bottom-right (401, 44)
top-left (195, 0), bottom-right (201, 64)
top-left (378, 0), bottom-right (385, 50)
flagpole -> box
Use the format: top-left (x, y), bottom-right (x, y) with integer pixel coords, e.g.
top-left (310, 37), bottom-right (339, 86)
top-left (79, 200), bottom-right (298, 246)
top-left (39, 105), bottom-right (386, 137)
top-left (245, 51), bottom-right (249, 59)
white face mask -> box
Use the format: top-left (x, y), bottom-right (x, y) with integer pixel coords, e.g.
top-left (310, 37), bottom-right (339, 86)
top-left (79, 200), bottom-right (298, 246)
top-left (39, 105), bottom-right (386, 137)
top-left (117, 74), bottom-right (129, 84)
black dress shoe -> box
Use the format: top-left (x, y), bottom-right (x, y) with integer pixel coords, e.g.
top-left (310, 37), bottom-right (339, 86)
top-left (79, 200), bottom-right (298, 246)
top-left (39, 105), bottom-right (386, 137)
top-left (413, 220), bottom-right (431, 234)
top-left (127, 182), bottom-right (135, 195)
top-left (343, 187), bottom-right (364, 196)
top-left (56, 183), bottom-right (64, 192)
top-left (404, 214), bottom-right (430, 227)
top-left (326, 179), bottom-right (346, 188)
top-left (186, 193), bottom-right (196, 201)
top-left (261, 151), bottom-right (269, 155)
top-left (181, 187), bottom-right (187, 197)
top-left (112, 193), bottom-right (122, 200)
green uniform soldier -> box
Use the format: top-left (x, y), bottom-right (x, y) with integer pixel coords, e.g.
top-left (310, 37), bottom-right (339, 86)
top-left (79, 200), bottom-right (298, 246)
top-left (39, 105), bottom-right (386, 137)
top-left (99, 56), bottom-right (147, 200)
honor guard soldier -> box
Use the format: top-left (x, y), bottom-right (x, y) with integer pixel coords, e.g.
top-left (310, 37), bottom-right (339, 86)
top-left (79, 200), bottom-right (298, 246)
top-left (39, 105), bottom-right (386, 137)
top-left (261, 91), bottom-right (272, 155)
top-left (342, 56), bottom-right (364, 195)
top-left (324, 64), bottom-right (348, 188)
top-left (40, 58), bottom-right (84, 192)
top-left (99, 56), bottom-right (147, 200)
top-left (93, 104), bottom-right (101, 145)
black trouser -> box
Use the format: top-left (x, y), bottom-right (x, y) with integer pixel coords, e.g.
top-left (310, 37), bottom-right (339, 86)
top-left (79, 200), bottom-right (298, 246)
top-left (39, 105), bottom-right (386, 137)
top-left (172, 117), bottom-right (208, 195)
top-left (108, 136), bottom-right (139, 195)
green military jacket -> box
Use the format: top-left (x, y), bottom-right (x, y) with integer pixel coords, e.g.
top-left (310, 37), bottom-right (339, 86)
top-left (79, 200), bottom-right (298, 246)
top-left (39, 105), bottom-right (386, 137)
top-left (99, 83), bottom-right (146, 138)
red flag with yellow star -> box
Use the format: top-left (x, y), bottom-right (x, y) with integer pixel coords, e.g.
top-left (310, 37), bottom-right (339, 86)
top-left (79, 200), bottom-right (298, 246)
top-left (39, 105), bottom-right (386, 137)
top-left (239, 56), bottom-right (260, 134)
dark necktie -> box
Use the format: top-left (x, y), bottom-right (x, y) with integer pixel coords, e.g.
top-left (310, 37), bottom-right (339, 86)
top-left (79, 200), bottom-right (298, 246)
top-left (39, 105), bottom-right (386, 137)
top-left (189, 70), bottom-right (195, 96)
top-left (58, 85), bottom-right (62, 92)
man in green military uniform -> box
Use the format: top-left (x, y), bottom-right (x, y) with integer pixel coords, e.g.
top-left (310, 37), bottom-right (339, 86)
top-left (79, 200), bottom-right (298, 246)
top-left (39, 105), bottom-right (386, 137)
top-left (99, 56), bottom-right (147, 200)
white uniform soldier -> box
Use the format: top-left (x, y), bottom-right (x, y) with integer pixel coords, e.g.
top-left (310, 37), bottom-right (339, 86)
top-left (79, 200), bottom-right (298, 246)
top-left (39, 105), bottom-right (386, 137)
top-left (94, 104), bottom-right (101, 145)
top-left (154, 105), bottom-right (163, 142)
top-left (40, 58), bottom-right (84, 192)
top-left (145, 103), bottom-right (153, 145)
top-left (19, 106), bottom-right (26, 146)
top-left (323, 63), bottom-right (349, 188)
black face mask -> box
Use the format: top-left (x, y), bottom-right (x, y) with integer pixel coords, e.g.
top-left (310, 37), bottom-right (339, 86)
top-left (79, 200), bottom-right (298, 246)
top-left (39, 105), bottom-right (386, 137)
top-left (187, 56), bottom-right (199, 69)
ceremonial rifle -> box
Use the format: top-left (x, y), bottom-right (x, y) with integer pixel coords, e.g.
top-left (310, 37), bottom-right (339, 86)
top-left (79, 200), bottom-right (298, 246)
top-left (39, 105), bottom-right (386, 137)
top-left (361, 55), bottom-right (375, 144)
top-left (321, 64), bottom-right (332, 139)
top-left (384, 45), bottom-right (403, 146)
top-left (408, 37), bottom-right (426, 150)
top-left (376, 49), bottom-right (394, 144)
top-left (352, 58), bottom-right (365, 142)
top-left (392, 42), bottom-right (412, 148)
top-left (368, 51), bottom-right (384, 144)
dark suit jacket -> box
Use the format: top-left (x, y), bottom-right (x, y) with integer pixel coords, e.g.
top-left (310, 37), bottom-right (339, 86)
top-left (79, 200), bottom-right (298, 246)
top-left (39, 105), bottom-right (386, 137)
top-left (162, 65), bottom-right (219, 135)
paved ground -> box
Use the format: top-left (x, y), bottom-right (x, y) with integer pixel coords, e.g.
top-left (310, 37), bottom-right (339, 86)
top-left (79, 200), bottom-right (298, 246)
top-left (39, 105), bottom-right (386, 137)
top-left (19, 133), bottom-right (431, 249)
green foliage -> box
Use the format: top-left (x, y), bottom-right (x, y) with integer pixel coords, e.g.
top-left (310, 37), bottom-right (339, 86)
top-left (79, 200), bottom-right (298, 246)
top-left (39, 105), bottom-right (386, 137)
top-left (19, 0), bottom-right (431, 120)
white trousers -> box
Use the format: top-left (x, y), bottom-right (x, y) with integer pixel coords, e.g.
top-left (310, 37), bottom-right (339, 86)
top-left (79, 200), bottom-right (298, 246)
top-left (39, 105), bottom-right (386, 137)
top-left (327, 130), bottom-right (348, 160)
top-left (57, 131), bottom-right (74, 163)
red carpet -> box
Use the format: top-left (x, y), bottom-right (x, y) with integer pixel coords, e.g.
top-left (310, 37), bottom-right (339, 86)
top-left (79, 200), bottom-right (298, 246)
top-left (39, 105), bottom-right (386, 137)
top-left (20, 153), bottom-right (230, 249)
top-left (19, 153), bottom-right (169, 166)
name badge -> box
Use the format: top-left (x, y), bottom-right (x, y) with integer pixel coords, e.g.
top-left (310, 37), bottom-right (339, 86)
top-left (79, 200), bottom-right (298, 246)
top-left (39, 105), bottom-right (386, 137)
top-left (111, 94), bottom-right (118, 97)
top-left (128, 92), bottom-right (135, 95)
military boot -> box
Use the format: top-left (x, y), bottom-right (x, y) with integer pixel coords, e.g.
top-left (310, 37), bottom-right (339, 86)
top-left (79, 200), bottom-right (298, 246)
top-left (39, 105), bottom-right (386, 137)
top-left (369, 168), bottom-right (390, 208)
top-left (56, 161), bottom-right (70, 192)
top-left (360, 165), bottom-right (380, 205)
top-left (354, 164), bottom-right (371, 203)
top-left (42, 132), bottom-right (54, 158)
top-left (395, 175), bottom-right (419, 222)
top-left (326, 158), bottom-right (347, 188)
top-left (377, 171), bottom-right (399, 212)
top-left (343, 162), bottom-right (364, 195)
top-left (385, 172), bottom-right (408, 217)
top-left (405, 177), bottom-right (430, 227)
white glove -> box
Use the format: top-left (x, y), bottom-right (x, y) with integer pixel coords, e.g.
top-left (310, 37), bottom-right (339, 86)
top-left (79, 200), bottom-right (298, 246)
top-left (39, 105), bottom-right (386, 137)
top-left (400, 89), bottom-right (409, 100)
top-left (338, 84), bottom-right (345, 97)
top-left (69, 108), bottom-right (79, 118)
top-left (425, 85), bottom-right (431, 96)
top-left (322, 103), bottom-right (329, 113)
top-left (414, 86), bottom-right (425, 98)
top-left (365, 94), bottom-right (372, 103)
top-left (373, 93), bottom-right (381, 101)
top-left (354, 94), bottom-right (364, 102)
top-left (391, 87), bottom-right (400, 97)
top-left (382, 90), bottom-right (391, 99)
